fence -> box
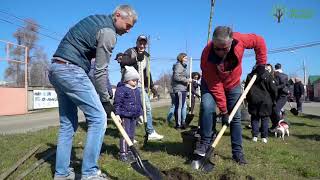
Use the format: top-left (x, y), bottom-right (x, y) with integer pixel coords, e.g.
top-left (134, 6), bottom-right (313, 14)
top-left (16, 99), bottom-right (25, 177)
top-left (0, 40), bottom-right (28, 115)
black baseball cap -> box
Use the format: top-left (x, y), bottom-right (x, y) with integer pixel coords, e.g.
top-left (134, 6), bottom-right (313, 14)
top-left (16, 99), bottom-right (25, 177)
top-left (136, 35), bottom-right (148, 42)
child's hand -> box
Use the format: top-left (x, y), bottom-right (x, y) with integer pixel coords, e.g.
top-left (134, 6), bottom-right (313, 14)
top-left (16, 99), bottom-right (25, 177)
top-left (139, 116), bottom-right (144, 124)
top-left (116, 115), bottom-right (122, 123)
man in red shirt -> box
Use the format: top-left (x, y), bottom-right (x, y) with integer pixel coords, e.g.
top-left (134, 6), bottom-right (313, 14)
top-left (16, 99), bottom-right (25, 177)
top-left (194, 26), bottom-right (267, 165)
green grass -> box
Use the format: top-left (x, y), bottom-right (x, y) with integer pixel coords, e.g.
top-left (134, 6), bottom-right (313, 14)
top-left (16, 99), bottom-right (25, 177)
top-left (0, 106), bottom-right (320, 180)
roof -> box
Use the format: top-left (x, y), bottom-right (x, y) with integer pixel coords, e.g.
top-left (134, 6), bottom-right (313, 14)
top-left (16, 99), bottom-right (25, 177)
top-left (308, 75), bottom-right (320, 85)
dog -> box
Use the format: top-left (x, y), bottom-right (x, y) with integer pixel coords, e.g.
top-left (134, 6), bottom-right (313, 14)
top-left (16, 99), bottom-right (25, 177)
top-left (275, 120), bottom-right (290, 140)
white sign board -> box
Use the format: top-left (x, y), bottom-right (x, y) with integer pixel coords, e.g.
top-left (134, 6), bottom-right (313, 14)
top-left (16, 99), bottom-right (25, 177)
top-left (33, 90), bottom-right (58, 109)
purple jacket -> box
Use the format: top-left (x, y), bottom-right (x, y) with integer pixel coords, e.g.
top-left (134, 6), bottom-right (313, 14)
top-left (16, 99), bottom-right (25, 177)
top-left (114, 82), bottom-right (142, 118)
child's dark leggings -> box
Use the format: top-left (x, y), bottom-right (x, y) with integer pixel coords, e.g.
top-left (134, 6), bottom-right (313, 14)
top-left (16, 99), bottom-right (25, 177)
top-left (120, 117), bottom-right (137, 154)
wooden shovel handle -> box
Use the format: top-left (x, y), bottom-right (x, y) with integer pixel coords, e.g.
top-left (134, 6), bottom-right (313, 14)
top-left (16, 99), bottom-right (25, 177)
top-left (189, 57), bottom-right (192, 108)
top-left (288, 101), bottom-right (293, 108)
top-left (140, 62), bottom-right (147, 123)
top-left (111, 112), bottom-right (134, 147)
top-left (212, 74), bottom-right (257, 148)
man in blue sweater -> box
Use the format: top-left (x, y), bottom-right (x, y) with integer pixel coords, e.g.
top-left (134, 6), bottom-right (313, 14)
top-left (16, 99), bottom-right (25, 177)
top-left (48, 5), bottom-right (137, 180)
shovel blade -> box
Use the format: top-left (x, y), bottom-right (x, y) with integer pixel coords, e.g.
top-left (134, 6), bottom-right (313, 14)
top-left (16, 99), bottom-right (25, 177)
top-left (185, 114), bottom-right (195, 126)
top-left (132, 160), bottom-right (163, 180)
top-left (191, 155), bottom-right (203, 170)
top-left (191, 148), bottom-right (215, 172)
top-left (290, 108), bottom-right (299, 116)
top-left (129, 146), bottom-right (163, 179)
top-left (201, 161), bottom-right (215, 172)
top-left (143, 134), bottom-right (149, 146)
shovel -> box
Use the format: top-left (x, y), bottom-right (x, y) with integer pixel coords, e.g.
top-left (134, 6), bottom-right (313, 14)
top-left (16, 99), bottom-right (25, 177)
top-left (288, 102), bottom-right (299, 116)
top-left (110, 112), bottom-right (163, 180)
top-left (185, 57), bottom-right (194, 127)
top-left (139, 62), bottom-right (149, 145)
top-left (191, 74), bottom-right (257, 172)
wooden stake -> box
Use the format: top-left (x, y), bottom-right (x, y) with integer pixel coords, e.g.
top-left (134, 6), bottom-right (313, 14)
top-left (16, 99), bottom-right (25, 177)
top-left (0, 145), bottom-right (41, 180)
top-left (16, 149), bottom-right (56, 180)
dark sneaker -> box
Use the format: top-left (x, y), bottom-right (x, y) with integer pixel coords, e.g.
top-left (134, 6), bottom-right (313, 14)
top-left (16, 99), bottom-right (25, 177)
top-left (181, 123), bottom-right (187, 129)
top-left (232, 153), bottom-right (247, 165)
top-left (193, 141), bottom-right (210, 157)
top-left (269, 124), bottom-right (277, 133)
top-left (269, 127), bottom-right (276, 133)
top-left (127, 151), bottom-right (136, 163)
top-left (119, 153), bottom-right (129, 163)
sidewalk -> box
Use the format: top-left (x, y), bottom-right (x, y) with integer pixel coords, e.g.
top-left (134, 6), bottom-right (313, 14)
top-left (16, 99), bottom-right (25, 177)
top-left (0, 98), bottom-right (170, 135)
top-left (284, 101), bottom-right (320, 117)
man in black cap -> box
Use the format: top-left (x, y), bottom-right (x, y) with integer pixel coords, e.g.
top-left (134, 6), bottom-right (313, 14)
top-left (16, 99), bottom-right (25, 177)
top-left (115, 35), bottom-right (164, 140)
top-left (270, 63), bottom-right (289, 131)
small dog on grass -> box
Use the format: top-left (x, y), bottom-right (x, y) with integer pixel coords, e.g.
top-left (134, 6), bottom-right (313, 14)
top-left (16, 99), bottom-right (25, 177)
top-left (275, 120), bottom-right (290, 140)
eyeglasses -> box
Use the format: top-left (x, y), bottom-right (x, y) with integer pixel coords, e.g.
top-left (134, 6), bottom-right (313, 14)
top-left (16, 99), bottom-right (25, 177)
top-left (213, 46), bottom-right (230, 52)
top-left (125, 22), bottom-right (133, 30)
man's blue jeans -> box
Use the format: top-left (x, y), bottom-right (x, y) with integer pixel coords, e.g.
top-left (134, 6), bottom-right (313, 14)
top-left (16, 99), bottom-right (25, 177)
top-left (48, 63), bottom-right (107, 177)
top-left (271, 95), bottom-right (287, 127)
top-left (140, 89), bottom-right (155, 134)
top-left (199, 82), bottom-right (243, 155)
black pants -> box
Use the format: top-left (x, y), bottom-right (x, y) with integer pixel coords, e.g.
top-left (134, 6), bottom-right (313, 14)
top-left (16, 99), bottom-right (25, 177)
top-left (120, 117), bottom-right (136, 154)
top-left (251, 115), bottom-right (269, 138)
top-left (190, 95), bottom-right (196, 114)
top-left (271, 96), bottom-right (287, 127)
top-left (295, 96), bottom-right (303, 112)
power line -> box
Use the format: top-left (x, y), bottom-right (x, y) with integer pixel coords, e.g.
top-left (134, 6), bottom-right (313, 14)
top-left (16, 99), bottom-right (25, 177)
top-left (109, 67), bottom-right (121, 73)
top-left (0, 9), bottom-right (64, 38)
top-left (149, 41), bottom-right (320, 62)
top-left (0, 18), bottom-right (61, 41)
top-left (244, 41), bottom-right (320, 57)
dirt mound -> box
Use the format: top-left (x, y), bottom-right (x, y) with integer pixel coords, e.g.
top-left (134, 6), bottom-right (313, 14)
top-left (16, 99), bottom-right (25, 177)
top-left (162, 167), bottom-right (194, 180)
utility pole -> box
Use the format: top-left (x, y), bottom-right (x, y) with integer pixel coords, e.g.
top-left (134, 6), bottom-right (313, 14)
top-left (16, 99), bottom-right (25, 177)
top-left (303, 58), bottom-right (308, 100)
top-left (303, 59), bottom-right (307, 85)
top-left (207, 0), bottom-right (216, 43)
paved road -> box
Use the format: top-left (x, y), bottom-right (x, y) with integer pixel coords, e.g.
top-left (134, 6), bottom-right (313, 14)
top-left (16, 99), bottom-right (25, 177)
top-left (0, 99), bottom-right (170, 135)
top-left (284, 101), bottom-right (320, 117)
top-left (1, 100), bottom-right (319, 135)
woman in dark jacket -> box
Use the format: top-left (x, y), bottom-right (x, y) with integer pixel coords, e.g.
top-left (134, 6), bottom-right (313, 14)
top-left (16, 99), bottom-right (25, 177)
top-left (188, 72), bottom-right (201, 114)
top-left (245, 65), bottom-right (277, 143)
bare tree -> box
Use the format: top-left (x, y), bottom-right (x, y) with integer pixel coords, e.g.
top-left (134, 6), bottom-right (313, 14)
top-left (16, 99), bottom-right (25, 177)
top-left (13, 19), bottom-right (38, 59)
top-left (4, 19), bottom-right (50, 87)
top-left (154, 71), bottom-right (172, 97)
top-left (4, 44), bottom-right (25, 87)
top-left (29, 47), bottom-right (50, 87)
